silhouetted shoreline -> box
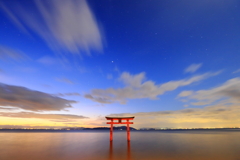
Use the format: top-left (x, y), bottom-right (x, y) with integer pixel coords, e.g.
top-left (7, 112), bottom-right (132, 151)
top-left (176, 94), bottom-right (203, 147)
top-left (0, 127), bottom-right (239, 132)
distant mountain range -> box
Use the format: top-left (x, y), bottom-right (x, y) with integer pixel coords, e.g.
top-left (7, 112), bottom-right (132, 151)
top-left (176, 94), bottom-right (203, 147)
top-left (0, 127), bottom-right (239, 132)
top-left (64, 126), bottom-right (137, 131)
top-left (0, 126), bottom-right (137, 131)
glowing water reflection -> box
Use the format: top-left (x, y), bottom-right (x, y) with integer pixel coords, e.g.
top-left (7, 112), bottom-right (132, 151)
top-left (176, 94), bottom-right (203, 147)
top-left (0, 130), bottom-right (240, 160)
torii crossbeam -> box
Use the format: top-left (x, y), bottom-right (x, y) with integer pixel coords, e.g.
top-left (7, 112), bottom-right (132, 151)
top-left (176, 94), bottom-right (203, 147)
top-left (106, 116), bottom-right (135, 141)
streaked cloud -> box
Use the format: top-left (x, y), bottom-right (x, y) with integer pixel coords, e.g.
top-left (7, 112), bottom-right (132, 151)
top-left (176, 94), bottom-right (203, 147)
top-left (184, 63), bottom-right (202, 73)
top-left (56, 78), bottom-right (74, 84)
top-left (0, 45), bottom-right (28, 61)
top-left (85, 71), bottom-right (220, 104)
top-left (233, 69), bottom-right (240, 74)
top-left (178, 77), bottom-right (240, 106)
top-left (0, 0), bottom-right (104, 55)
top-left (0, 107), bottom-right (19, 110)
top-left (55, 92), bottom-right (81, 97)
top-left (50, 119), bottom-right (78, 122)
top-left (37, 56), bottom-right (58, 65)
top-left (0, 3), bottom-right (29, 33)
top-left (0, 112), bottom-right (88, 120)
top-left (0, 83), bottom-right (76, 111)
top-left (0, 124), bottom-right (83, 129)
top-left (16, 67), bottom-right (37, 73)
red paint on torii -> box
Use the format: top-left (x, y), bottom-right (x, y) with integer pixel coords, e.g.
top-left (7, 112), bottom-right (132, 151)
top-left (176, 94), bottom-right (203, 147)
top-left (106, 116), bottom-right (135, 141)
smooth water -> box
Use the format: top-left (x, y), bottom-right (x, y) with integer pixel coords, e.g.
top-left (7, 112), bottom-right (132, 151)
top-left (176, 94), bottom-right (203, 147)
top-left (0, 130), bottom-right (240, 160)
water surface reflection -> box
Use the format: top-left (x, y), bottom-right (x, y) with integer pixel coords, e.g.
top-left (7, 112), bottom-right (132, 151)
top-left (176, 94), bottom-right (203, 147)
top-left (109, 140), bottom-right (131, 160)
top-left (0, 130), bottom-right (240, 160)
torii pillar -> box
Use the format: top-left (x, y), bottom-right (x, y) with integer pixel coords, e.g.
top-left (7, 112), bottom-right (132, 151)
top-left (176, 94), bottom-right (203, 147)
top-left (106, 116), bottom-right (135, 141)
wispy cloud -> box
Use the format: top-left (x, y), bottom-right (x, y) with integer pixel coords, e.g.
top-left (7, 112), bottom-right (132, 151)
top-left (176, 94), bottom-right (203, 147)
top-left (0, 107), bottom-right (19, 110)
top-left (0, 0), bottom-right (104, 55)
top-left (233, 69), bottom-right (240, 74)
top-left (56, 78), bottom-right (74, 84)
top-left (0, 45), bottom-right (28, 61)
top-left (184, 63), bottom-right (202, 73)
top-left (0, 83), bottom-right (76, 111)
top-left (0, 124), bottom-right (81, 129)
top-left (0, 112), bottom-right (88, 120)
top-left (85, 71), bottom-right (220, 104)
top-left (54, 92), bottom-right (81, 97)
top-left (178, 77), bottom-right (240, 106)
top-left (50, 119), bottom-right (77, 122)
top-left (37, 56), bottom-right (58, 65)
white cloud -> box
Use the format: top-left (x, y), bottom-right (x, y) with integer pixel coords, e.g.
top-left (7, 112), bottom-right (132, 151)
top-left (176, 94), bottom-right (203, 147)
top-left (184, 63), bottom-right (202, 73)
top-left (85, 71), bottom-right (220, 104)
top-left (0, 0), bottom-right (103, 55)
top-left (119, 72), bottom-right (145, 87)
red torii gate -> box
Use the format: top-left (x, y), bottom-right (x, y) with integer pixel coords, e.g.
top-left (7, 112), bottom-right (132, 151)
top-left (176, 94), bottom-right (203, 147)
top-left (106, 116), bottom-right (135, 141)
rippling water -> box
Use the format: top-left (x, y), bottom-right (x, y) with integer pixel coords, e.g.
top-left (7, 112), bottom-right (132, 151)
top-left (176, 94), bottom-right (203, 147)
top-left (0, 130), bottom-right (240, 160)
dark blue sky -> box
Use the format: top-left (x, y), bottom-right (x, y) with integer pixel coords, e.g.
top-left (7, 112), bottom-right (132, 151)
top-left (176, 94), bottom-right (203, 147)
top-left (0, 0), bottom-right (240, 128)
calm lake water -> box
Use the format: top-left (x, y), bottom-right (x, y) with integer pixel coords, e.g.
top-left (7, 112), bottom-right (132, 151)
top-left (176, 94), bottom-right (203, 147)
top-left (0, 130), bottom-right (240, 160)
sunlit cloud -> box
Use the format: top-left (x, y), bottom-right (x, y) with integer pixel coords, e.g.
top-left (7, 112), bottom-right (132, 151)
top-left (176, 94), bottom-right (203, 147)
top-left (0, 83), bottom-right (76, 111)
top-left (0, 124), bottom-right (82, 129)
top-left (50, 119), bottom-right (78, 122)
top-left (85, 71), bottom-right (220, 104)
top-left (184, 63), bottom-right (202, 73)
top-left (106, 77), bottom-right (240, 128)
top-left (0, 112), bottom-right (88, 120)
top-left (178, 90), bottom-right (194, 97)
top-left (0, 0), bottom-right (104, 55)
top-left (107, 103), bottom-right (240, 128)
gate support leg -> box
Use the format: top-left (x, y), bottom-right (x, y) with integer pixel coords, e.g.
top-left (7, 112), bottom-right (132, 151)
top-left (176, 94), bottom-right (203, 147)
top-left (127, 120), bottom-right (130, 141)
top-left (110, 120), bottom-right (113, 141)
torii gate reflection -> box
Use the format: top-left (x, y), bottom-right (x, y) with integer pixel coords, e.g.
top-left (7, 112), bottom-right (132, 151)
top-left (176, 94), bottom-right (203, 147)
top-left (109, 141), bottom-right (131, 160)
top-left (105, 116), bottom-right (135, 141)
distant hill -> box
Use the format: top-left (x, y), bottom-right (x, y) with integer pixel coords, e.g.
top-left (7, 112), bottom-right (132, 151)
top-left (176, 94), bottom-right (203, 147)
top-left (82, 126), bottom-right (137, 130)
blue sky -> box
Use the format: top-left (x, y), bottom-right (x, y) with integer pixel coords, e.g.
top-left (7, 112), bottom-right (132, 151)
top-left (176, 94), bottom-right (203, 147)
top-left (0, 0), bottom-right (240, 129)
